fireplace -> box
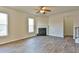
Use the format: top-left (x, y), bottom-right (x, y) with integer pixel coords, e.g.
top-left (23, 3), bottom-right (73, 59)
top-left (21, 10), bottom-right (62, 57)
top-left (37, 28), bottom-right (47, 36)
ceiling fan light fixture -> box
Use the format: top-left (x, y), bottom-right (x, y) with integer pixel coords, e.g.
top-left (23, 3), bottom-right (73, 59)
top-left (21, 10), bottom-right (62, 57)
top-left (40, 10), bottom-right (45, 13)
top-left (42, 7), bottom-right (47, 10)
top-left (35, 6), bottom-right (51, 14)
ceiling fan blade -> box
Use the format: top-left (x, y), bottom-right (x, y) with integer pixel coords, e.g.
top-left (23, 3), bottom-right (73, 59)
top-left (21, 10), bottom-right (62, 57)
top-left (40, 6), bottom-right (44, 9)
top-left (35, 6), bottom-right (43, 13)
top-left (45, 10), bottom-right (51, 12)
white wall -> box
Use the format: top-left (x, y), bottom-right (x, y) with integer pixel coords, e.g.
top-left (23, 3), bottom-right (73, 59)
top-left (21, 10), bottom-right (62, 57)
top-left (48, 15), bottom-right (64, 37)
top-left (0, 7), bottom-right (36, 44)
top-left (36, 16), bottom-right (49, 35)
top-left (48, 10), bottom-right (79, 39)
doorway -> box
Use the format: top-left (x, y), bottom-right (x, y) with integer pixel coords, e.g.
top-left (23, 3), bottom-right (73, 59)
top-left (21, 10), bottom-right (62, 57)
top-left (64, 16), bottom-right (73, 38)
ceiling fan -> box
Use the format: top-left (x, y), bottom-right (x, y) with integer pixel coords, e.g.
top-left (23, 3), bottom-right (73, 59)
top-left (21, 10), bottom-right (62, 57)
top-left (35, 6), bottom-right (51, 14)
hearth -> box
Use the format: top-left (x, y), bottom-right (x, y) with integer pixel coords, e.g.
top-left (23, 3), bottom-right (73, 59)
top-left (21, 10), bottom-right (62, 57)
top-left (37, 28), bottom-right (47, 36)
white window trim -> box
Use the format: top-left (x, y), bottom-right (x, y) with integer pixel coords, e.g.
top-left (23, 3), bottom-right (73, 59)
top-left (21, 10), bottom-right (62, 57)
top-left (28, 18), bottom-right (34, 33)
top-left (0, 12), bottom-right (8, 37)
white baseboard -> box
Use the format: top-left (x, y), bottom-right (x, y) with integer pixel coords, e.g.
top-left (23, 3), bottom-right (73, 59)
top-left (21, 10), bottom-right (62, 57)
top-left (0, 35), bottom-right (36, 45)
top-left (0, 36), bottom-right (27, 45)
top-left (48, 34), bottom-right (64, 38)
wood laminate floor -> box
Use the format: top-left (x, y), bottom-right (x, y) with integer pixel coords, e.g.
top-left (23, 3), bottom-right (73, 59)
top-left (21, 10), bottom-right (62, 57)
top-left (0, 36), bottom-right (79, 53)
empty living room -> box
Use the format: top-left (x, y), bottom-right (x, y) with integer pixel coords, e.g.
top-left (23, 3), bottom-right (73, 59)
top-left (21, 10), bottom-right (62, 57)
top-left (0, 6), bottom-right (79, 53)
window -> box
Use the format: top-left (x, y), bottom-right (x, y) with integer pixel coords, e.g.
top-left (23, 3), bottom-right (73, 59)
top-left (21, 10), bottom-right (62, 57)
top-left (28, 18), bottom-right (34, 33)
top-left (0, 13), bottom-right (8, 36)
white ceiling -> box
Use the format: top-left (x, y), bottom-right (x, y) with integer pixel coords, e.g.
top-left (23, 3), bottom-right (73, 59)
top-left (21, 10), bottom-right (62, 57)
top-left (6, 6), bottom-right (79, 16)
